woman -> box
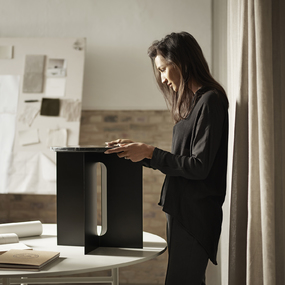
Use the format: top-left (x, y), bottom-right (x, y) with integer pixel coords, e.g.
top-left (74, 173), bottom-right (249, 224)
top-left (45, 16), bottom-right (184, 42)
top-left (105, 32), bottom-right (229, 285)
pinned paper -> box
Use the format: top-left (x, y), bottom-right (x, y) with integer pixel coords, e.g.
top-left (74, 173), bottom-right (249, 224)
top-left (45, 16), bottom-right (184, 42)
top-left (18, 104), bottom-right (40, 126)
top-left (40, 153), bottom-right (56, 181)
top-left (46, 128), bottom-right (67, 147)
top-left (23, 55), bottom-right (45, 93)
top-left (45, 78), bottom-right (66, 97)
top-left (46, 58), bottom-right (66, 77)
top-left (5, 152), bottom-right (56, 194)
top-left (18, 129), bottom-right (40, 146)
top-left (40, 98), bottom-right (60, 116)
top-left (0, 46), bottom-right (13, 59)
top-left (60, 99), bottom-right (81, 122)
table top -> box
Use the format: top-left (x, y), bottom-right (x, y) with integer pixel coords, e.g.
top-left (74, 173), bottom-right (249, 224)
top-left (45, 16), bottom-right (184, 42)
top-left (0, 224), bottom-right (167, 278)
top-left (51, 146), bottom-right (111, 152)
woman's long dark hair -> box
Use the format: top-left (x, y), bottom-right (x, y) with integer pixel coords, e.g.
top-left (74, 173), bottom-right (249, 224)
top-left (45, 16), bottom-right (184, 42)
top-left (148, 32), bottom-right (228, 123)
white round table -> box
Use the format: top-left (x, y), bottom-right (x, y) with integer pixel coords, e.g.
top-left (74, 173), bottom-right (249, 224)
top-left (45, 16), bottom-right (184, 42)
top-left (0, 224), bottom-right (167, 285)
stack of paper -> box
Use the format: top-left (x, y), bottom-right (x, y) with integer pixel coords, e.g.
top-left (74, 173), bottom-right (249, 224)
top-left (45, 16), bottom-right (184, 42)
top-left (0, 233), bottom-right (31, 253)
top-left (0, 221), bottom-right (43, 253)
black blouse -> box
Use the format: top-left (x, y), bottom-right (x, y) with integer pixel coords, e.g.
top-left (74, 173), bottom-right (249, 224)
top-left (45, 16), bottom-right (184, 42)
top-left (143, 87), bottom-right (229, 264)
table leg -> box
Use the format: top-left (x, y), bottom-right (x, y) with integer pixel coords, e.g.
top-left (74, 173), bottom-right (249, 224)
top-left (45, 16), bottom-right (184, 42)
top-left (20, 276), bottom-right (27, 285)
top-left (112, 268), bottom-right (119, 285)
top-left (2, 278), bottom-right (10, 285)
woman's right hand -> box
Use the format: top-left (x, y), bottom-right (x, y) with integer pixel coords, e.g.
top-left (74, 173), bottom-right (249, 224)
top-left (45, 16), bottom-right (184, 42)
top-left (105, 139), bottom-right (134, 147)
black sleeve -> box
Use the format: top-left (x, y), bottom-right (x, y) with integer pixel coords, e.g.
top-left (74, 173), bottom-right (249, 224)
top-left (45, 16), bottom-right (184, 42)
top-left (149, 97), bottom-right (227, 180)
top-left (142, 158), bottom-right (152, 168)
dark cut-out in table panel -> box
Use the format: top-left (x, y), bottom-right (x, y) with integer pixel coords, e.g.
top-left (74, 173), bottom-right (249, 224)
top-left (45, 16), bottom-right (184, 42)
top-left (85, 152), bottom-right (143, 254)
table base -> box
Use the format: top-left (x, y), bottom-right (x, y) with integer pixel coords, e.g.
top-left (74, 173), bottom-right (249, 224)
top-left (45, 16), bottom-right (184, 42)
top-left (1, 268), bottom-right (119, 285)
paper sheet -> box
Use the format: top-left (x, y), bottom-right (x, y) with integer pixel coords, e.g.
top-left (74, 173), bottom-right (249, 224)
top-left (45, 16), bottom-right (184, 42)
top-left (60, 99), bottom-right (81, 121)
top-left (46, 58), bottom-right (66, 77)
top-left (0, 242), bottom-right (31, 253)
top-left (18, 129), bottom-right (40, 146)
top-left (6, 151), bottom-right (56, 194)
top-left (40, 153), bottom-right (56, 182)
top-left (46, 128), bottom-right (67, 147)
top-left (0, 46), bottom-right (13, 59)
top-left (22, 55), bottom-right (45, 93)
top-left (6, 152), bottom-right (40, 193)
top-left (45, 78), bottom-right (66, 97)
top-left (18, 104), bottom-right (40, 126)
top-left (0, 221), bottom-right (43, 237)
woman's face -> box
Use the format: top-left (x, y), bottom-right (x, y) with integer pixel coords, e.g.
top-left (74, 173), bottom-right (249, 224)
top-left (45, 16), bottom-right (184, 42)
top-left (155, 55), bottom-right (181, 92)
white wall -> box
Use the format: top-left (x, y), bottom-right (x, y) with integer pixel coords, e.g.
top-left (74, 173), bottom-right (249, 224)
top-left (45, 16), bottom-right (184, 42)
top-left (0, 0), bottom-right (212, 110)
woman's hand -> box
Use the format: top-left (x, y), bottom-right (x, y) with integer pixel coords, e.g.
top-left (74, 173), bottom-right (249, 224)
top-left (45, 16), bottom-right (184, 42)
top-left (104, 140), bottom-right (154, 162)
top-left (105, 139), bottom-right (134, 147)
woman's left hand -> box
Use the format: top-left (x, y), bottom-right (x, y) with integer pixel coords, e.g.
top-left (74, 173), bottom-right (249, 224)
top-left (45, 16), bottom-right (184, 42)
top-left (104, 142), bottom-right (154, 162)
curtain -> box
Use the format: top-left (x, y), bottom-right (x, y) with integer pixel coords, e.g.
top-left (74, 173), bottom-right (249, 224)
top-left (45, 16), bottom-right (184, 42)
top-left (227, 0), bottom-right (285, 284)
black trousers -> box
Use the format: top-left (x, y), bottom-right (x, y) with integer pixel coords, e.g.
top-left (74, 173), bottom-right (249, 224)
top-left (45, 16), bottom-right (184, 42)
top-left (165, 214), bottom-right (209, 285)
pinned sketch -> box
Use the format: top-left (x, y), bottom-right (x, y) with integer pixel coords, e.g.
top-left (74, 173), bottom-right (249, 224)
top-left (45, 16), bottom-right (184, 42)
top-left (45, 78), bottom-right (66, 97)
top-left (23, 55), bottom-right (46, 93)
top-left (18, 104), bottom-right (40, 126)
top-left (60, 99), bottom-right (81, 122)
top-left (18, 129), bottom-right (40, 146)
top-left (46, 58), bottom-right (66, 77)
top-left (40, 98), bottom-right (60, 116)
top-left (46, 128), bottom-right (67, 147)
top-left (0, 46), bottom-right (13, 59)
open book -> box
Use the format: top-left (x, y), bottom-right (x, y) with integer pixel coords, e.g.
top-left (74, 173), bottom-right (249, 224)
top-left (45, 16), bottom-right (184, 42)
top-left (0, 249), bottom-right (60, 271)
top-left (0, 233), bottom-right (31, 253)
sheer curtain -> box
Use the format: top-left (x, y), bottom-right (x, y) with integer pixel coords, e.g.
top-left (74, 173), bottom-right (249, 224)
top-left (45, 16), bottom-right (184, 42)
top-left (227, 0), bottom-right (285, 284)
